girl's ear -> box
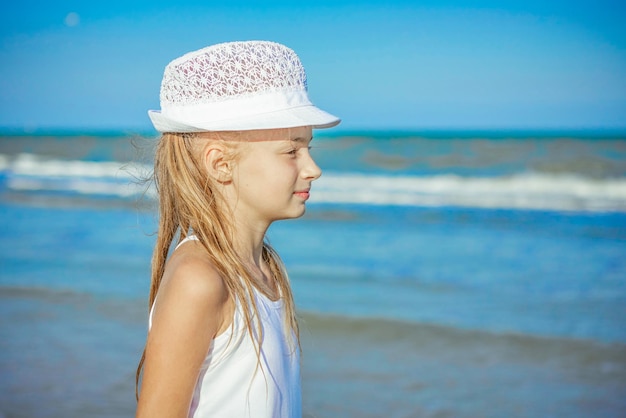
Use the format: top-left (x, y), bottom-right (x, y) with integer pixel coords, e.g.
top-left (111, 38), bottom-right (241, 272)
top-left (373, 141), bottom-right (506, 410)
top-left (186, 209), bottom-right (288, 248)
top-left (203, 145), bottom-right (232, 183)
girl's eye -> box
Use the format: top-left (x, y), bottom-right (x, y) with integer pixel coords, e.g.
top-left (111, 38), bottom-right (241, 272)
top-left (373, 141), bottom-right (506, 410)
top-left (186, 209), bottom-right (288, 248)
top-left (288, 149), bottom-right (298, 155)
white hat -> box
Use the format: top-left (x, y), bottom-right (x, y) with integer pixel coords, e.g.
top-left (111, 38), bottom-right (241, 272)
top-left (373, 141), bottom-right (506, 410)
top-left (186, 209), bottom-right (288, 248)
top-left (148, 41), bottom-right (340, 132)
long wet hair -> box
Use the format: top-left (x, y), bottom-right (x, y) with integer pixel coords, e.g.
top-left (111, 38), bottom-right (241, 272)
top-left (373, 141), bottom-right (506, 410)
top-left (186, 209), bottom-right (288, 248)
top-left (135, 131), bottom-right (300, 399)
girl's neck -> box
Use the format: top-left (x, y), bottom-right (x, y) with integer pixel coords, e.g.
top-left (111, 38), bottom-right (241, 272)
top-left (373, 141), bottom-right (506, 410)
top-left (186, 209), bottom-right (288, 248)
top-left (231, 218), bottom-right (279, 300)
top-left (232, 220), bottom-right (267, 263)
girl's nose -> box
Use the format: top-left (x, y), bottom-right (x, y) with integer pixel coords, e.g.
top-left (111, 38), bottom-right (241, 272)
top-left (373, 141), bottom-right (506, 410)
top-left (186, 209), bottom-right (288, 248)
top-left (302, 152), bottom-right (322, 180)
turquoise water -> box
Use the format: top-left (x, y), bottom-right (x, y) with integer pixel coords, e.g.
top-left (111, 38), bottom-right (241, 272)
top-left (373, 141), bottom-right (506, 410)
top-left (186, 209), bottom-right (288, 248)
top-left (0, 131), bottom-right (625, 417)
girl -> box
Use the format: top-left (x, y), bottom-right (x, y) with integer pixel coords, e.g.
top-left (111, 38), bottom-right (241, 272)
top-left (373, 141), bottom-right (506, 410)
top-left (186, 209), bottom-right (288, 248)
top-left (135, 41), bottom-right (339, 418)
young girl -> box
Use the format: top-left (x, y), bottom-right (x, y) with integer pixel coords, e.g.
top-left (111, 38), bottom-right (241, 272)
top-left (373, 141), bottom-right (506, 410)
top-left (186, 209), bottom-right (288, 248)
top-left (135, 41), bottom-right (339, 417)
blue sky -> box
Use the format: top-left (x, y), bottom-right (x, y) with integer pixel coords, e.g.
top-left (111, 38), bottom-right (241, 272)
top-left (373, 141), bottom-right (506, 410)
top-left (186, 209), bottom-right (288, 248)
top-left (1, 0), bottom-right (625, 132)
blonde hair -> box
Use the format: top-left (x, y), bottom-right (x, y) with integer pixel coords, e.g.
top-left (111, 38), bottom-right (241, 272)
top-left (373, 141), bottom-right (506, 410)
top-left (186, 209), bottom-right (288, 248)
top-left (135, 132), bottom-right (300, 398)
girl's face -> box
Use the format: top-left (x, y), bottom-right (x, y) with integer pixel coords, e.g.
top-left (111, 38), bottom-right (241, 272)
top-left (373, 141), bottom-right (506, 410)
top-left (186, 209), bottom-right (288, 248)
top-left (230, 126), bottom-right (321, 225)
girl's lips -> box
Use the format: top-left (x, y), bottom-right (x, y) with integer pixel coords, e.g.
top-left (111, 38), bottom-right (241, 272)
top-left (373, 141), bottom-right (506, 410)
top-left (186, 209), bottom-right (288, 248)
top-left (294, 190), bottom-right (310, 200)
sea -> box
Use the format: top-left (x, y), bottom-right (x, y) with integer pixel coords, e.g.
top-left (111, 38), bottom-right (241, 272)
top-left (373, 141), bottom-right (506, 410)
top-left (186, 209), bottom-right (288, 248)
top-left (0, 130), bottom-right (625, 418)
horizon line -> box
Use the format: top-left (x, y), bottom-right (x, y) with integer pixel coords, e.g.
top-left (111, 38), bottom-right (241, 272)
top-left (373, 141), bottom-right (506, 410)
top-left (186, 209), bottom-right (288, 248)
top-left (1, 126), bottom-right (626, 138)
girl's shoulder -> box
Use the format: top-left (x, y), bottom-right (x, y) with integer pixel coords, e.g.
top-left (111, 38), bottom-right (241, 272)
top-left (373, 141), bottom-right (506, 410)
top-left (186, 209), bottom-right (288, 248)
top-left (149, 238), bottom-right (235, 342)
top-left (161, 239), bottom-right (229, 306)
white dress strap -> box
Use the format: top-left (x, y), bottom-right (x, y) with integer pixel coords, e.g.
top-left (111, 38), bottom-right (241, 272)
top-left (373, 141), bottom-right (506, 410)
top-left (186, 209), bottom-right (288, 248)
top-left (175, 234), bottom-right (199, 250)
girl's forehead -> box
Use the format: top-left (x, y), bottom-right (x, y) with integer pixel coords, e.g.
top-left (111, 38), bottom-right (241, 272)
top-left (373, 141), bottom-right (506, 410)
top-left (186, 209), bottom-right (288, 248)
top-left (195, 126), bottom-right (312, 144)
top-left (243, 127), bottom-right (312, 142)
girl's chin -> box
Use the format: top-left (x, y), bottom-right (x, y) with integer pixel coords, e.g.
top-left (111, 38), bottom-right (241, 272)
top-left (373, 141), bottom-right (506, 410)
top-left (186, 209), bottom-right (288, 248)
top-left (275, 207), bottom-right (307, 222)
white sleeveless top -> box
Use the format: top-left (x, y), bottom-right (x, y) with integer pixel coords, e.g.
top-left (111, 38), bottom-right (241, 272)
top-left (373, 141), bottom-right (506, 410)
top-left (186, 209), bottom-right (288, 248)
top-left (149, 236), bottom-right (301, 418)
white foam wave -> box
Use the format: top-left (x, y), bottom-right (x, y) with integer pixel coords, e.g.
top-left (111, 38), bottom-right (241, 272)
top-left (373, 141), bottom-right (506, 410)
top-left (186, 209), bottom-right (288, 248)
top-left (311, 172), bottom-right (626, 212)
top-left (2, 154), bottom-right (626, 212)
top-left (0, 153), bottom-right (151, 198)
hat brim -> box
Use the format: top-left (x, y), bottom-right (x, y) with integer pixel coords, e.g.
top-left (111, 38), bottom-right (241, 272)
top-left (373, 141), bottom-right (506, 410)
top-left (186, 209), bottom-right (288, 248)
top-left (148, 104), bottom-right (340, 133)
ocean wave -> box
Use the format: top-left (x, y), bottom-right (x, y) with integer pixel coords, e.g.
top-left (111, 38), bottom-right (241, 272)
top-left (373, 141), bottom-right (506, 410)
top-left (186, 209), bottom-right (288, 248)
top-left (299, 311), bottom-right (626, 351)
top-left (313, 171), bottom-right (626, 212)
top-left (3, 283), bottom-right (624, 356)
top-left (1, 153), bottom-right (626, 212)
top-left (0, 153), bottom-right (151, 198)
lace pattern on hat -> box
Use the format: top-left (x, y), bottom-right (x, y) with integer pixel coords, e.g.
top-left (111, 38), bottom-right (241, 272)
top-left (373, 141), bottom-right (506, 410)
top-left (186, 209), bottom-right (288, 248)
top-left (161, 41), bottom-right (308, 107)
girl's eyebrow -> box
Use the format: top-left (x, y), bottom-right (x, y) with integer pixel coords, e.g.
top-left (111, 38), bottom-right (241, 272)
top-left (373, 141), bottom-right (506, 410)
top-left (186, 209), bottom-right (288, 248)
top-left (290, 136), bottom-right (313, 145)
